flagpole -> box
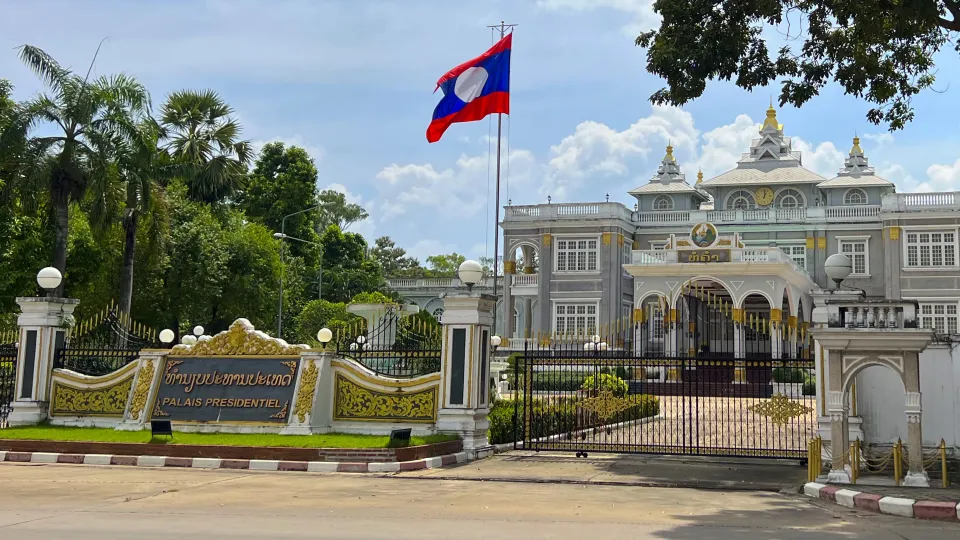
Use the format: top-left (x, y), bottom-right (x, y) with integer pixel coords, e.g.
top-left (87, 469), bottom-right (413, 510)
top-left (488, 20), bottom-right (516, 340)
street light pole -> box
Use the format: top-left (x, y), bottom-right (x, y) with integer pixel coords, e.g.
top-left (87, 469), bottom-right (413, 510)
top-left (275, 205), bottom-right (322, 338)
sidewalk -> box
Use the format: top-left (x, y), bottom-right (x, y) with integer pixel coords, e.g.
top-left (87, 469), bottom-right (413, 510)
top-left (398, 450), bottom-right (809, 492)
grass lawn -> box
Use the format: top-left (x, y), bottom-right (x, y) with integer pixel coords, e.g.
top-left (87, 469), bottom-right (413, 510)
top-left (0, 425), bottom-right (458, 448)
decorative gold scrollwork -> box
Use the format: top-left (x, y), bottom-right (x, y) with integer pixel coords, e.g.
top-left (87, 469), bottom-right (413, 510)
top-left (293, 361), bottom-right (319, 423)
top-left (577, 390), bottom-right (634, 420)
top-left (51, 377), bottom-right (133, 416)
top-left (333, 373), bottom-right (436, 422)
top-left (128, 359), bottom-right (155, 421)
top-left (748, 393), bottom-right (814, 425)
top-left (171, 319), bottom-right (307, 356)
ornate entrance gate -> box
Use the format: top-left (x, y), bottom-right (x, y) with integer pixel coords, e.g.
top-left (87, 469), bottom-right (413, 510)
top-left (517, 286), bottom-right (816, 459)
top-left (0, 343), bottom-right (16, 428)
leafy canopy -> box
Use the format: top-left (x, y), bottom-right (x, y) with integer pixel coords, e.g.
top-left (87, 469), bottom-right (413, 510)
top-left (636, 0), bottom-right (956, 130)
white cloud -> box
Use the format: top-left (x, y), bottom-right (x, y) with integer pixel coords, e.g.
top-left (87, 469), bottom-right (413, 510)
top-left (537, 0), bottom-right (660, 35)
top-left (544, 105), bottom-right (699, 200)
top-left (923, 160), bottom-right (960, 192)
top-left (792, 139), bottom-right (845, 178)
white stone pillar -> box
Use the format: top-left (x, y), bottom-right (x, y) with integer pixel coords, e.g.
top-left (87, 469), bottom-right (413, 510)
top-left (307, 350), bottom-right (335, 433)
top-left (522, 297), bottom-right (533, 338)
top-left (436, 292), bottom-right (495, 450)
top-left (8, 297), bottom-right (80, 426)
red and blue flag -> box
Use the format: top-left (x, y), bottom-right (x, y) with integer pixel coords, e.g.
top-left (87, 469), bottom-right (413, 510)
top-left (426, 34), bottom-right (512, 143)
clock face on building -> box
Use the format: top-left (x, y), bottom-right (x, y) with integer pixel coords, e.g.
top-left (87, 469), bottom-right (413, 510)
top-left (755, 187), bottom-right (774, 206)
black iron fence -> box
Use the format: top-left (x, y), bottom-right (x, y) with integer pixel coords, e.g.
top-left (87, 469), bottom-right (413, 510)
top-left (336, 310), bottom-right (442, 378)
top-left (1, 345), bottom-right (17, 427)
top-left (54, 347), bottom-right (141, 377)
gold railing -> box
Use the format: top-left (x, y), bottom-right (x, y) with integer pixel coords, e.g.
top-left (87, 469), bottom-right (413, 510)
top-left (812, 436), bottom-right (951, 488)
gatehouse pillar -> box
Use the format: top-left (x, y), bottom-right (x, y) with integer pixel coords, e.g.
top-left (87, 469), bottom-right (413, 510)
top-left (8, 296), bottom-right (80, 426)
top-left (826, 349), bottom-right (851, 483)
top-left (902, 351), bottom-right (929, 486)
top-left (435, 292), bottom-right (495, 450)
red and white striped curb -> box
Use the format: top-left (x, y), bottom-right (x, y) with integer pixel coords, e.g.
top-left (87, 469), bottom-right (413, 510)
top-left (803, 482), bottom-right (960, 522)
top-left (0, 446), bottom-right (502, 474)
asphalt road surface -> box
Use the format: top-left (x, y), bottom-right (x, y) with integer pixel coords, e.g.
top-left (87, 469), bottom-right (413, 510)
top-left (0, 462), bottom-right (956, 539)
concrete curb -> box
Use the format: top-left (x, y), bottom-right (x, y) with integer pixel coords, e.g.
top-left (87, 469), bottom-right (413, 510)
top-left (0, 445), bottom-right (502, 474)
top-left (803, 482), bottom-right (959, 522)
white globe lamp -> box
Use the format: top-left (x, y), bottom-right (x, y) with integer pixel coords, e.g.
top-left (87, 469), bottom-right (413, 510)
top-left (37, 267), bottom-right (63, 295)
top-left (458, 260), bottom-right (484, 292)
top-left (181, 334), bottom-right (198, 346)
top-left (824, 254), bottom-right (853, 289)
top-left (158, 329), bottom-right (175, 345)
top-left (193, 325), bottom-right (205, 337)
top-left (317, 328), bottom-right (333, 346)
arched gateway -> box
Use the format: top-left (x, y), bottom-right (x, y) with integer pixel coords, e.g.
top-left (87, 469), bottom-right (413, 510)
top-left (518, 224), bottom-right (819, 459)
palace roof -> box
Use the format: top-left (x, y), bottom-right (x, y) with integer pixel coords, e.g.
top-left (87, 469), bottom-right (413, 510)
top-left (628, 145), bottom-right (709, 201)
top-left (818, 137), bottom-right (895, 189)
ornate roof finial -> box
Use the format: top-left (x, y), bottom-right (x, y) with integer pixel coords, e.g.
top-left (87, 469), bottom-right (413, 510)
top-left (850, 135), bottom-right (863, 156)
top-left (663, 143), bottom-right (675, 162)
top-left (761, 102), bottom-right (781, 132)
top-left (696, 168), bottom-right (704, 185)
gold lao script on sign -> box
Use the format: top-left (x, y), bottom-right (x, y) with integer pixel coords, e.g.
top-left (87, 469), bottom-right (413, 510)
top-left (679, 249), bottom-right (730, 263)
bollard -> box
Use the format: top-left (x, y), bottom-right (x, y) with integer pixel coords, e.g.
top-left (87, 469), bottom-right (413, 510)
top-left (893, 438), bottom-right (902, 487)
top-left (850, 439), bottom-right (860, 484)
top-left (941, 439), bottom-right (949, 489)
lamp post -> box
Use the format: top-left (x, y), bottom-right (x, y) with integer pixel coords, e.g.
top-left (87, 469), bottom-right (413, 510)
top-left (458, 260), bottom-right (483, 292)
top-left (36, 267), bottom-right (62, 298)
top-left (273, 221), bottom-right (323, 339)
top-left (824, 254), bottom-right (853, 290)
top-left (317, 327), bottom-right (333, 349)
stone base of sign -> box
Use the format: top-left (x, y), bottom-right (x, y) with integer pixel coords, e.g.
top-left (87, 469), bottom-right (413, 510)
top-left (7, 402), bottom-right (48, 427)
top-left (0, 444), bottom-right (501, 474)
top-left (803, 482), bottom-right (959, 522)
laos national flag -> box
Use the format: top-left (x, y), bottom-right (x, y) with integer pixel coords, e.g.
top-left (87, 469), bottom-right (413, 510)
top-left (426, 34), bottom-right (511, 143)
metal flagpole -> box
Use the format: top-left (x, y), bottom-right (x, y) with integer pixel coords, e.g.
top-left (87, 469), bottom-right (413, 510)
top-left (487, 20), bottom-right (516, 337)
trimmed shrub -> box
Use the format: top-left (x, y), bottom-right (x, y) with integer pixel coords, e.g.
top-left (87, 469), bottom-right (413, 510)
top-left (802, 377), bottom-right (817, 396)
top-left (531, 371), bottom-right (586, 392)
top-left (772, 367), bottom-right (807, 383)
top-left (580, 373), bottom-right (628, 397)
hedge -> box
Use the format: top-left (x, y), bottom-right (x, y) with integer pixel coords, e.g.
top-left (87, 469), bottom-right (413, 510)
top-left (488, 394), bottom-right (660, 445)
top-left (772, 367), bottom-right (808, 383)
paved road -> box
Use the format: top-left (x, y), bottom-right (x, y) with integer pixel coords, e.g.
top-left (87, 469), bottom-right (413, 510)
top-left (0, 462), bottom-right (955, 539)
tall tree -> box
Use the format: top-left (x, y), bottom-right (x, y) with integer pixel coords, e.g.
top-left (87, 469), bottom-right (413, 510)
top-left (636, 0), bottom-right (954, 130)
top-left (371, 236), bottom-right (423, 278)
top-left (17, 45), bottom-right (150, 294)
top-left (318, 224), bottom-right (384, 302)
top-left (239, 142), bottom-right (320, 260)
top-left (426, 252), bottom-right (466, 277)
top-left (316, 189), bottom-right (368, 232)
top-left (160, 90), bottom-right (252, 203)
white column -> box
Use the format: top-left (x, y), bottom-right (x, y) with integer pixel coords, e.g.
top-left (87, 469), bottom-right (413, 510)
top-left (436, 292), bottom-right (495, 450)
top-left (8, 297), bottom-right (80, 426)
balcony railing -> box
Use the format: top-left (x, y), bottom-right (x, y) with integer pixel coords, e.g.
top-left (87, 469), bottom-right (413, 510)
top-left (827, 300), bottom-right (919, 330)
top-left (386, 276), bottom-right (503, 290)
top-left (504, 202), bottom-right (635, 223)
top-left (630, 247), bottom-right (809, 278)
top-left (512, 273), bottom-right (539, 287)
top-left (882, 192), bottom-right (960, 213)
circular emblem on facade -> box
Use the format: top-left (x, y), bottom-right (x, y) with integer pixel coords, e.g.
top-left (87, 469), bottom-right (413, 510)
top-left (691, 223), bottom-right (718, 248)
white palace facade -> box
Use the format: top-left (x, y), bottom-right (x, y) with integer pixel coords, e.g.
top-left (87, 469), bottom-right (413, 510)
top-left (388, 105), bottom-right (960, 453)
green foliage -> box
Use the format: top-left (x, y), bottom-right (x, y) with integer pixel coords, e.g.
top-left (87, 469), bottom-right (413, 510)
top-left (531, 371), bottom-right (587, 392)
top-left (488, 395), bottom-right (660, 445)
top-left (581, 373), bottom-right (629, 398)
top-left (294, 299), bottom-right (359, 345)
top-left (635, 0), bottom-right (951, 130)
top-left (772, 367), bottom-right (807, 384)
top-left (372, 236), bottom-right (424, 278)
top-left (316, 189), bottom-right (369, 232)
top-left (349, 291), bottom-right (395, 305)
top-left (425, 252), bottom-right (466, 277)
top-left (802, 378), bottom-right (817, 396)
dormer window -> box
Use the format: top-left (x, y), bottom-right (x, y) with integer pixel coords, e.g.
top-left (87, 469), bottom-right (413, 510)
top-left (775, 188), bottom-right (805, 208)
top-left (844, 188), bottom-right (868, 205)
top-left (725, 190), bottom-right (756, 210)
top-left (653, 195), bottom-right (674, 210)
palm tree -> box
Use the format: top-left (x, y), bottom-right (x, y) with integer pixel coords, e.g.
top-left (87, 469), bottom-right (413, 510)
top-left (159, 90), bottom-right (252, 203)
top-left (17, 45), bottom-right (149, 295)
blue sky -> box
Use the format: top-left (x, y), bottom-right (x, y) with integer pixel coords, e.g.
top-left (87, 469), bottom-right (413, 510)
top-left (3, 0), bottom-right (960, 266)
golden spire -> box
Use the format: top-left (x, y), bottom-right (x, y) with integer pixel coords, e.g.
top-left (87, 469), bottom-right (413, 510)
top-left (663, 143), bottom-right (675, 162)
top-left (696, 168), bottom-right (703, 185)
top-left (850, 135), bottom-right (863, 156)
top-left (761, 102), bottom-right (782, 132)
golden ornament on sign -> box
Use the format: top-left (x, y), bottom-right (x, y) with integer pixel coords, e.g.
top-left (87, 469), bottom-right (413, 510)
top-left (755, 187), bottom-right (774, 206)
top-left (128, 359), bottom-right (156, 421)
top-left (748, 393), bottom-right (814, 425)
top-left (51, 377), bottom-right (134, 417)
top-left (577, 391), bottom-right (634, 420)
top-left (333, 374), bottom-right (436, 422)
top-left (293, 361), bottom-right (319, 423)
top-left (170, 319), bottom-right (307, 356)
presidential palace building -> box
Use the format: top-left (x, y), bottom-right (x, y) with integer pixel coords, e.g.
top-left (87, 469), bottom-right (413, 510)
top-left (387, 105), bottom-right (960, 455)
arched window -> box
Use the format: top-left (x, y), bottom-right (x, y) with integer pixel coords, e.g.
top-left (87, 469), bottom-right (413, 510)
top-left (653, 195), bottom-right (674, 210)
top-left (844, 188), bottom-right (867, 205)
top-left (775, 188), bottom-right (805, 208)
top-left (432, 308), bottom-right (444, 323)
top-left (513, 308), bottom-right (520, 335)
top-left (725, 190), bottom-right (756, 210)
